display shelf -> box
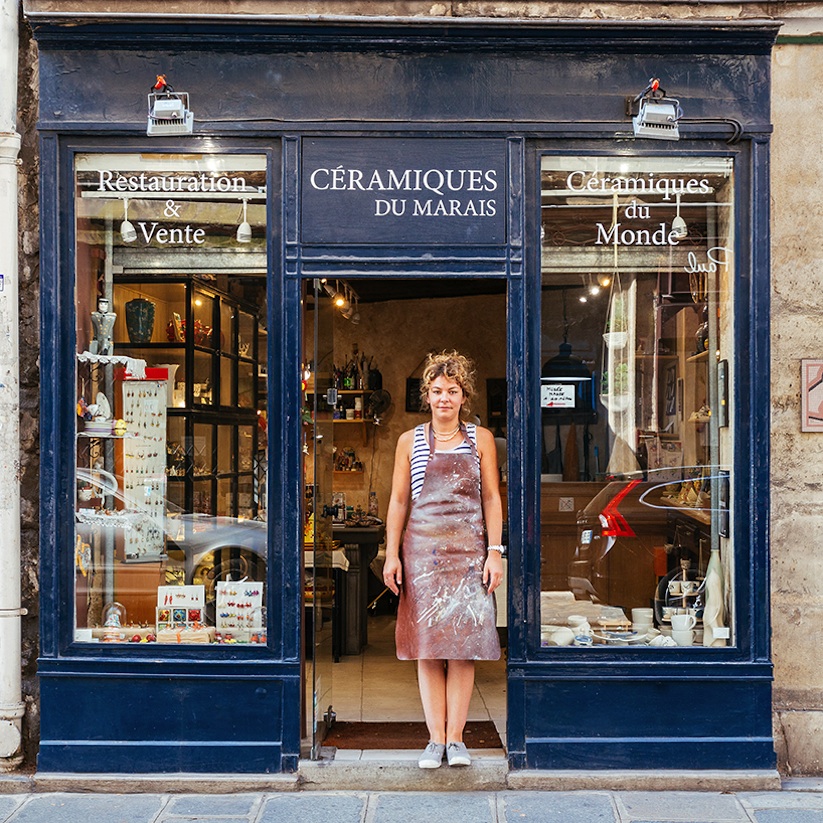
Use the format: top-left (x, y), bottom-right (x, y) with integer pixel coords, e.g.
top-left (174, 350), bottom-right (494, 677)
top-left (305, 386), bottom-right (370, 442)
top-left (113, 275), bottom-right (262, 519)
top-left (687, 350), bottom-right (709, 363)
top-left (78, 432), bottom-right (136, 439)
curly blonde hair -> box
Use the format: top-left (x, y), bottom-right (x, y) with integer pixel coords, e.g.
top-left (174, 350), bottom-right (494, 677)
top-left (419, 350), bottom-right (476, 418)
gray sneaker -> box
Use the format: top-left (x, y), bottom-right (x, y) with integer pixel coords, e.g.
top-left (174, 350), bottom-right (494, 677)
top-left (446, 741), bottom-right (472, 767)
top-left (418, 741), bottom-right (446, 769)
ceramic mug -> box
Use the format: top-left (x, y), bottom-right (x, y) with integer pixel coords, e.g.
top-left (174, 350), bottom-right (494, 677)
top-left (672, 629), bottom-right (694, 646)
top-left (567, 615), bottom-right (591, 635)
top-left (671, 613), bottom-right (697, 631)
top-left (631, 608), bottom-right (654, 624)
top-left (668, 580), bottom-right (681, 595)
top-left (549, 627), bottom-right (575, 646)
top-left (680, 580), bottom-right (698, 595)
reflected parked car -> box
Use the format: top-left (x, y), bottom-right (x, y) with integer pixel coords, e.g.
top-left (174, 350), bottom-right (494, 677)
top-left (568, 470), bottom-right (718, 614)
top-left (75, 468), bottom-right (268, 622)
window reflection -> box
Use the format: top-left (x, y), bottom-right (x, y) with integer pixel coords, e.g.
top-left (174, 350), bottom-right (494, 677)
top-left (73, 153), bottom-right (268, 645)
top-left (539, 156), bottom-right (734, 650)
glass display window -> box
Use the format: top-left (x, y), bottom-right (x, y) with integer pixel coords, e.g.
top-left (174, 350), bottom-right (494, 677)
top-left (538, 155), bottom-right (735, 651)
top-left (221, 355), bottom-right (236, 408)
top-left (73, 152), bottom-right (268, 646)
top-left (217, 425), bottom-right (234, 475)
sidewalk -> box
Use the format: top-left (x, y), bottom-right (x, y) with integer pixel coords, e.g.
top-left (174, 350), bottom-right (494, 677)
top-left (1, 779), bottom-right (823, 823)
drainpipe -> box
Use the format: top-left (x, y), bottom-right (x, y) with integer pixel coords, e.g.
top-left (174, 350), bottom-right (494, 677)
top-left (0, 0), bottom-right (23, 771)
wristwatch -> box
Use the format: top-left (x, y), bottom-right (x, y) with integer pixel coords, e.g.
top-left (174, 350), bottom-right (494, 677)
top-left (487, 544), bottom-right (506, 556)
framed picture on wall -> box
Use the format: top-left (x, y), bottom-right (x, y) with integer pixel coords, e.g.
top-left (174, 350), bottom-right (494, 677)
top-left (801, 359), bottom-right (823, 432)
top-left (487, 378), bottom-right (507, 435)
top-left (406, 378), bottom-right (425, 413)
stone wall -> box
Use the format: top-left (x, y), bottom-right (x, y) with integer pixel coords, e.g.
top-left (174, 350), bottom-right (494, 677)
top-left (770, 42), bottom-right (823, 777)
top-left (332, 292), bottom-right (508, 520)
top-left (17, 11), bottom-right (40, 769)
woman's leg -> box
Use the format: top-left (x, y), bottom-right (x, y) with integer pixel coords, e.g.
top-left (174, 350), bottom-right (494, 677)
top-left (417, 659), bottom-right (447, 743)
top-left (445, 659), bottom-right (475, 743)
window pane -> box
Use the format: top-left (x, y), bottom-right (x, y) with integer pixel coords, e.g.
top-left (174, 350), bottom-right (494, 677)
top-left (73, 152), bottom-right (268, 646)
top-left (539, 155), bottom-right (734, 650)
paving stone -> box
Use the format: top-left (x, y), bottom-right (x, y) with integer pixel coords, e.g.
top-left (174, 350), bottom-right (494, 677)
top-left (257, 793), bottom-right (366, 823)
top-left (372, 792), bottom-right (494, 823)
top-left (742, 794), bottom-right (823, 810)
top-left (616, 791), bottom-right (748, 821)
top-left (503, 791), bottom-right (616, 822)
top-left (164, 794), bottom-right (259, 816)
top-left (162, 818), bottom-right (251, 823)
top-left (0, 797), bottom-right (24, 819)
top-left (7, 793), bottom-right (164, 823)
top-left (752, 812), bottom-right (823, 823)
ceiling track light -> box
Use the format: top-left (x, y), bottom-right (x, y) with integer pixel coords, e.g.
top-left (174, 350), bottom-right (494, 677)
top-left (332, 281), bottom-right (350, 311)
top-left (120, 198), bottom-right (137, 243)
top-left (236, 199), bottom-right (252, 243)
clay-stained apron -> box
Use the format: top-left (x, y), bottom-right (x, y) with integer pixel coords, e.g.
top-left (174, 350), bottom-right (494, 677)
top-left (395, 424), bottom-right (500, 660)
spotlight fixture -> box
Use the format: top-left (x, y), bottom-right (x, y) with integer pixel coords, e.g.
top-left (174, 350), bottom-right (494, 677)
top-left (332, 282), bottom-right (350, 311)
top-left (236, 199), bottom-right (252, 243)
top-left (578, 295), bottom-right (588, 304)
top-left (671, 193), bottom-right (688, 240)
top-left (596, 273), bottom-right (612, 288)
top-left (120, 199), bottom-right (137, 243)
top-left (147, 74), bottom-right (193, 136)
top-left (629, 78), bottom-right (681, 141)
top-left (587, 275), bottom-right (601, 297)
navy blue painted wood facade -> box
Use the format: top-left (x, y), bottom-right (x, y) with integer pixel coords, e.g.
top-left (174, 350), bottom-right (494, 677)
top-left (32, 14), bottom-right (778, 773)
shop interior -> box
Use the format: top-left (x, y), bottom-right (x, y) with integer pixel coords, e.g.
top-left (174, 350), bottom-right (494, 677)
top-left (301, 278), bottom-right (508, 752)
top-left (70, 151), bottom-right (735, 758)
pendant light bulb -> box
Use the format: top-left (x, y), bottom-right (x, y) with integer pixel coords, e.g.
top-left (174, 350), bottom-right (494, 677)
top-left (120, 199), bottom-right (137, 243)
top-left (236, 199), bottom-right (252, 243)
top-left (671, 193), bottom-right (688, 240)
top-left (596, 273), bottom-right (612, 288)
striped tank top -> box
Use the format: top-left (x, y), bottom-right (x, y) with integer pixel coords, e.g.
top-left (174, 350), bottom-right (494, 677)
top-left (410, 423), bottom-right (478, 501)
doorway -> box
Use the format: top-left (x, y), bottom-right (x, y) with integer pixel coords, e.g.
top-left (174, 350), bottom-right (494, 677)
top-left (301, 277), bottom-right (508, 759)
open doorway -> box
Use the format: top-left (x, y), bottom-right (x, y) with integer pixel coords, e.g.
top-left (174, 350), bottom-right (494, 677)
top-left (301, 277), bottom-right (508, 759)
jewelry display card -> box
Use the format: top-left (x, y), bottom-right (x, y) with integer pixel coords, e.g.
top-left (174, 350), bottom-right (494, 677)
top-left (122, 380), bottom-right (168, 561)
top-left (156, 585), bottom-right (205, 632)
top-left (215, 580), bottom-right (264, 641)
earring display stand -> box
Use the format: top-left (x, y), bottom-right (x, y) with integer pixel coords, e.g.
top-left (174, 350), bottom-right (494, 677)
top-left (122, 379), bottom-right (168, 561)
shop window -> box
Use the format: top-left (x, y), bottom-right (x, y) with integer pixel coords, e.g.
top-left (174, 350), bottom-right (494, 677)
top-left (73, 153), bottom-right (268, 646)
top-left (538, 155), bottom-right (735, 650)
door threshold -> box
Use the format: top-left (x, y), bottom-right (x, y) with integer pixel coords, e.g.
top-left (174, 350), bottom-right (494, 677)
top-left (299, 748), bottom-right (508, 791)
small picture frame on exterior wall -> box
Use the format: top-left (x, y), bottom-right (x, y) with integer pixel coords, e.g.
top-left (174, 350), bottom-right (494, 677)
top-left (801, 359), bottom-right (823, 432)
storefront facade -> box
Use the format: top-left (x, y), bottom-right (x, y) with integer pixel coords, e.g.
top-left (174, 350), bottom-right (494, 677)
top-left (27, 11), bottom-right (778, 774)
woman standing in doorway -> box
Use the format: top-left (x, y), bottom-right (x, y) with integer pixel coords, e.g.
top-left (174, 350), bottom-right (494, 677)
top-left (383, 351), bottom-right (504, 769)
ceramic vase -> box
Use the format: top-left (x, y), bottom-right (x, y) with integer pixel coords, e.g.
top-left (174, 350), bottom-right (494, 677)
top-left (702, 547), bottom-right (726, 646)
top-left (153, 363), bottom-right (180, 407)
top-left (125, 298), bottom-right (156, 344)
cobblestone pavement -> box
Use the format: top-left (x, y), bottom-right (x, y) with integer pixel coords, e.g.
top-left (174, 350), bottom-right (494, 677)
top-left (1, 785), bottom-right (823, 823)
